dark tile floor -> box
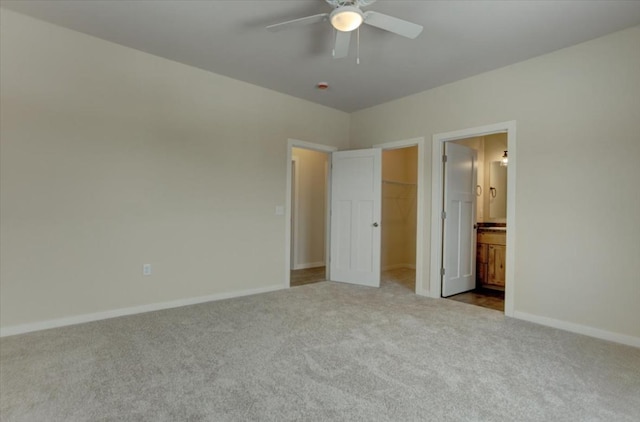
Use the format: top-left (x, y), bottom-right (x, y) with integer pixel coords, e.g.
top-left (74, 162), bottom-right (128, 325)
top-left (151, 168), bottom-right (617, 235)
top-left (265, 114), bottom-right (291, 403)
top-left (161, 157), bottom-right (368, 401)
top-left (446, 287), bottom-right (505, 312)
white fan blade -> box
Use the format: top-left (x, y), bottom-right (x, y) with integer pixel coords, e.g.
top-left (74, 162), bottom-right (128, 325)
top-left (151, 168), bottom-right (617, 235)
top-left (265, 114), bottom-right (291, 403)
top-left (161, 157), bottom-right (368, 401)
top-left (333, 30), bottom-right (351, 59)
top-left (266, 13), bottom-right (328, 32)
top-left (363, 11), bottom-right (423, 39)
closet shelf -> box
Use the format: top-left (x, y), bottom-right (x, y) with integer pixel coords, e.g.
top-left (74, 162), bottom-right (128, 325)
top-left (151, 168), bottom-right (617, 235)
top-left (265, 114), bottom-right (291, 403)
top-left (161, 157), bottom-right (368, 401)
top-left (382, 179), bottom-right (416, 186)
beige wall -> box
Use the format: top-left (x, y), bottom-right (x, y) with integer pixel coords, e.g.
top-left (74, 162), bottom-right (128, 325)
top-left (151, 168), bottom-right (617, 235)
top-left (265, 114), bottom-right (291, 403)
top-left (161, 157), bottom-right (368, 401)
top-left (291, 148), bottom-right (327, 269)
top-left (0, 10), bottom-right (350, 328)
top-left (381, 147), bottom-right (417, 270)
top-left (351, 26), bottom-right (640, 338)
top-left (2, 9), bottom-right (639, 342)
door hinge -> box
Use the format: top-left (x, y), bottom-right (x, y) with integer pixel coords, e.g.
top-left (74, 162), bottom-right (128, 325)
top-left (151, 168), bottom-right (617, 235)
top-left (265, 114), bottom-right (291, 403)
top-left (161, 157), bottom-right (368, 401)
top-left (442, 154), bottom-right (447, 163)
top-left (441, 211), bottom-right (446, 219)
top-left (441, 268), bottom-right (445, 277)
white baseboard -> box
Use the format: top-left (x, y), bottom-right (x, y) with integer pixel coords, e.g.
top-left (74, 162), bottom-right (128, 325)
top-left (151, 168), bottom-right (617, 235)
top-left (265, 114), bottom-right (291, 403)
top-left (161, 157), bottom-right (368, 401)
top-left (0, 284), bottom-right (284, 338)
top-left (382, 263), bottom-right (416, 271)
top-left (513, 311), bottom-right (640, 349)
top-left (292, 261), bottom-right (325, 270)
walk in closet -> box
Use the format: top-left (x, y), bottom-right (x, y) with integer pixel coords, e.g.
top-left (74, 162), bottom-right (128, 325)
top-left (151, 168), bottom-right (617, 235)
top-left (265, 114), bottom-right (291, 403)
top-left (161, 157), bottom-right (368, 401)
top-left (381, 147), bottom-right (418, 285)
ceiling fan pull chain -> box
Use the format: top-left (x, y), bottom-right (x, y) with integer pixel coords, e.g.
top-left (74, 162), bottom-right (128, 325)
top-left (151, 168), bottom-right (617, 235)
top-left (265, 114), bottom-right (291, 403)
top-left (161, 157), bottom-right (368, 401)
top-left (357, 26), bottom-right (360, 64)
top-left (332, 28), bottom-right (336, 58)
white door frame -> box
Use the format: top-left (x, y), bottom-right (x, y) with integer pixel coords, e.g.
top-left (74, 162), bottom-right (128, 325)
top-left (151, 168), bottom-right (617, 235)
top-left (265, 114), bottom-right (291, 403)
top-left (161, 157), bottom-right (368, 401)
top-left (285, 139), bottom-right (337, 288)
top-left (430, 122), bottom-right (516, 316)
top-left (290, 156), bottom-right (299, 269)
top-left (374, 137), bottom-right (427, 296)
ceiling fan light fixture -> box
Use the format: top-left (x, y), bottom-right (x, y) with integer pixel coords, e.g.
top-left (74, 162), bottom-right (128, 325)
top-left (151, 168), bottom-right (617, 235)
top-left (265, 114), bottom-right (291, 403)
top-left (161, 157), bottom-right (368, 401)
top-left (330, 6), bottom-right (364, 32)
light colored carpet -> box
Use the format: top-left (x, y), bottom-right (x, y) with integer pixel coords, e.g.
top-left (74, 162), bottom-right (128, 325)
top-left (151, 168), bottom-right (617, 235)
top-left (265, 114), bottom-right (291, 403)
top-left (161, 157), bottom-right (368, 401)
top-left (1, 275), bottom-right (639, 421)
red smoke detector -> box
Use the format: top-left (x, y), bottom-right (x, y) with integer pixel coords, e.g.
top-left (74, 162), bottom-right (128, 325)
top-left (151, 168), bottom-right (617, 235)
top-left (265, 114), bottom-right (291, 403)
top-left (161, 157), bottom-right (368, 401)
top-left (316, 82), bottom-right (329, 90)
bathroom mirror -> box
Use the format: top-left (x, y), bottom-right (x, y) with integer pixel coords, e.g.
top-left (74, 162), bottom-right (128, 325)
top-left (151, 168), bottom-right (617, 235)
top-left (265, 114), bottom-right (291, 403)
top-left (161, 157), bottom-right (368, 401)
top-left (489, 161), bottom-right (507, 219)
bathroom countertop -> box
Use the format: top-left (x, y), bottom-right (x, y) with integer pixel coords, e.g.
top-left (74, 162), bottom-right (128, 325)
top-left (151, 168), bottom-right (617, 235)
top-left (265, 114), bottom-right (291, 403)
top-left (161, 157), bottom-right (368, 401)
top-left (478, 226), bottom-right (507, 232)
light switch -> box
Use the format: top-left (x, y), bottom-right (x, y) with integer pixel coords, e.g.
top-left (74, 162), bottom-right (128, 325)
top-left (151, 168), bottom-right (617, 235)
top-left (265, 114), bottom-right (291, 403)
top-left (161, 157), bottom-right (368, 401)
top-left (275, 205), bottom-right (284, 215)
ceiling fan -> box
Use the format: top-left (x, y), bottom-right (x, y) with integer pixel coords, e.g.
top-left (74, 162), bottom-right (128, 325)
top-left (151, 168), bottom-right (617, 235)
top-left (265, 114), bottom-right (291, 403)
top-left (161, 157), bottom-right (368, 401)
top-left (266, 0), bottom-right (423, 59)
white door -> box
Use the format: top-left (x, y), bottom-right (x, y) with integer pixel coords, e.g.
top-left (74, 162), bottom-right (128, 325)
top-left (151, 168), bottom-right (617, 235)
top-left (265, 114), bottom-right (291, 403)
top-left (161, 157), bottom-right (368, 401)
top-left (330, 149), bottom-right (382, 287)
top-left (442, 143), bottom-right (477, 297)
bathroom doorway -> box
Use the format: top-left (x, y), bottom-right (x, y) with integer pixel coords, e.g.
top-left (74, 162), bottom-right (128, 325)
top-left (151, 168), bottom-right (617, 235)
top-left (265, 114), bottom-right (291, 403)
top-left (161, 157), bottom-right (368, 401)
top-left (443, 134), bottom-right (507, 312)
top-left (430, 121), bottom-right (516, 316)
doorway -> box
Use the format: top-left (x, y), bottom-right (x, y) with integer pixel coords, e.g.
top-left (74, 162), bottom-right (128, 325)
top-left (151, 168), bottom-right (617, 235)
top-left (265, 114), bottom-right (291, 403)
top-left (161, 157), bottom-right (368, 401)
top-left (375, 137), bottom-right (427, 295)
top-left (443, 134), bottom-right (508, 312)
top-left (430, 121), bottom-right (516, 316)
top-left (289, 147), bottom-right (330, 287)
top-left (381, 146), bottom-right (418, 293)
top-left (286, 138), bottom-right (426, 292)
top-left (285, 139), bottom-right (336, 288)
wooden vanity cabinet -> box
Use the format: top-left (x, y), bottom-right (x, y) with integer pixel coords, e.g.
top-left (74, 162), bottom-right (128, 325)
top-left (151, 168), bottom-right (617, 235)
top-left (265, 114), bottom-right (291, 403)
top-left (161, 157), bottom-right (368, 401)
top-left (477, 231), bottom-right (506, 289)
top-left (488, 244), bottom-right (506, 286)
top-left (476, 243), bottom-right (489, 286)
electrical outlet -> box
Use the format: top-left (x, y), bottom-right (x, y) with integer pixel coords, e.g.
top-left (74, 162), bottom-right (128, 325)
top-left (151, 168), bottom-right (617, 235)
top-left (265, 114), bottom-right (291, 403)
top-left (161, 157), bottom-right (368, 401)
top-left (143, 264), bottom-right (152, 276)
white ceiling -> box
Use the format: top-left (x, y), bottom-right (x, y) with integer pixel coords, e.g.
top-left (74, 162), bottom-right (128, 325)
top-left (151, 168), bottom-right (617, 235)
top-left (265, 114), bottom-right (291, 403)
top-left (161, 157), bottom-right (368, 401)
top-left (3, 0), bottom-right (640, 112)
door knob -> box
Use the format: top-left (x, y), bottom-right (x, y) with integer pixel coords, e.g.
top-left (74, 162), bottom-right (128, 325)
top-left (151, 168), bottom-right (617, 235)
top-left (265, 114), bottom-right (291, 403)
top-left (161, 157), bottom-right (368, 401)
top-left (373, 222), bottom-right (379, 227)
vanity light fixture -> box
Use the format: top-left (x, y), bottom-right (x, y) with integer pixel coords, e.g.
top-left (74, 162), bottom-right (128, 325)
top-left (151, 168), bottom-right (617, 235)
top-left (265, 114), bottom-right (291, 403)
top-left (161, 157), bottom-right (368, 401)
top-left (500, 150), bottom-right (508, 167)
